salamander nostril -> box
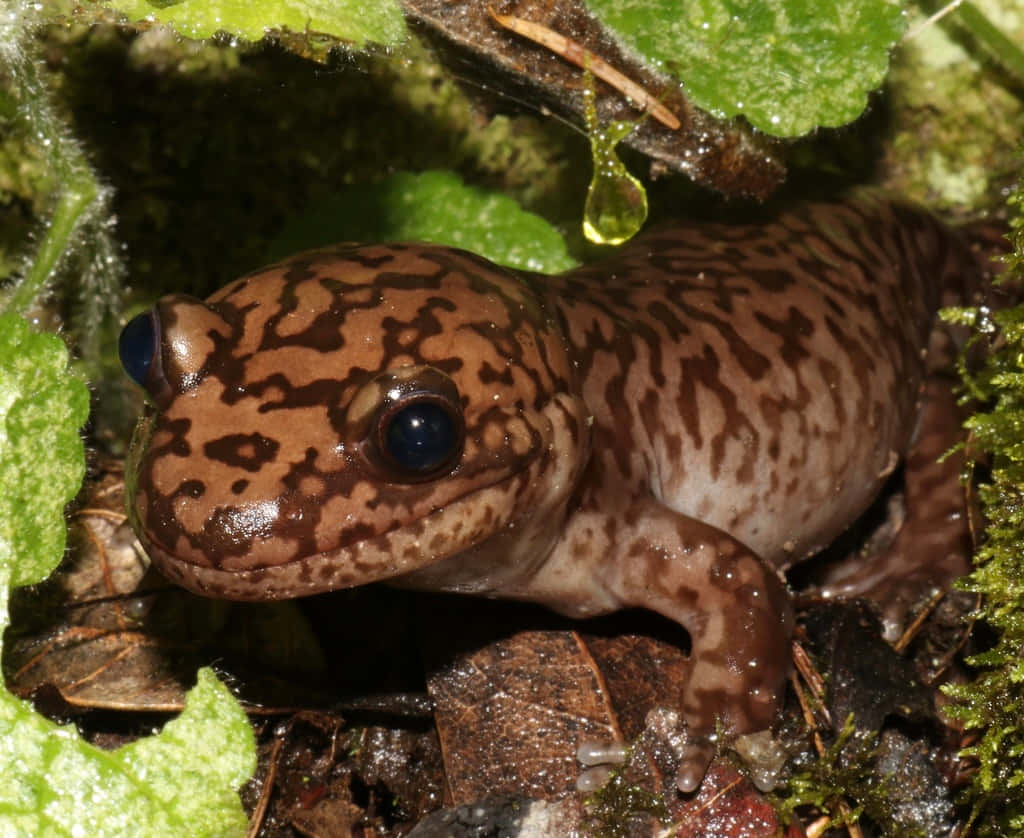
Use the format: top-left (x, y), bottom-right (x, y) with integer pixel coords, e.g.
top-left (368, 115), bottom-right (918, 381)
top-left (118, 311), bottom-right (156, 387)
top-left (384, 401), bottom-right (460, 474)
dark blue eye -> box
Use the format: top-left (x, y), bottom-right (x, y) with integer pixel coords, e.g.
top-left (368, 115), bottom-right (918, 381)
top-left (119, 311), bottom-right (156, 388)
top-left (383, 400), bottom-right (462, 475)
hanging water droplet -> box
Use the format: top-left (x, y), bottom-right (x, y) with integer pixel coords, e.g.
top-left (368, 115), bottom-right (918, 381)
top-left (580, 73), bottom-right (648, 246)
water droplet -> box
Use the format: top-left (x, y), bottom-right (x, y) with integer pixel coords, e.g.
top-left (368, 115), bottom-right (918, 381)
top-left (580, 73), bottom-right (647, 246)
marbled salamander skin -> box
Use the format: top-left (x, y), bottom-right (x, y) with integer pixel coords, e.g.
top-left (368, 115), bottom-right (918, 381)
top-left (122, 196), bottom-right (986, 789)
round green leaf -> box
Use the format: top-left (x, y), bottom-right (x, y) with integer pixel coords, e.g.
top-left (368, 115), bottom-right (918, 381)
top-left (587, 0), bottom-right (906, 137)
top-left (269, 170), bottom-right (578, 274)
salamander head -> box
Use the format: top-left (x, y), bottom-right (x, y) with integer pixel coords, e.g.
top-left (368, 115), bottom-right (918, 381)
top-left (120, 243), bottom-right (589, 600)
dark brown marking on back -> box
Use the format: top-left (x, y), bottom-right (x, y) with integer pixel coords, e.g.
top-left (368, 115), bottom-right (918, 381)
top-left (204, 432), bottom-right (280, 472)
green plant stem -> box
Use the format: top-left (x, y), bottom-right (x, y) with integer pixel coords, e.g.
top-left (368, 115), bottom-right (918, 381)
top-left (955, 1), bottom-right (1024, 88)
top-left (5, 172), bottom-right (98, 316)
top-left (0, 6), bottom-right (104, 319)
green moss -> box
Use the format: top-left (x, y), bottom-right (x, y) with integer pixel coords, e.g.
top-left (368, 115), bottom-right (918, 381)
top-left (583, 767), bottom-right (668, 838)
top-left (940, 183), bottom-right (1024, 834)
top-left (772, 716), bottom-right (890, 834)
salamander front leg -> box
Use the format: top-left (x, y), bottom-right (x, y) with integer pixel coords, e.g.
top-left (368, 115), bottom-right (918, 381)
top-left (599, 497), bottom-right (793, 791)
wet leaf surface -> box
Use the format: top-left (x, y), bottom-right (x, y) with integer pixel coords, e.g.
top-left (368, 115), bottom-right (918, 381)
top-left (407, 795), bottom-right (589, 837)
top-left (402, 0), bottom-right (786, 200)
top-left (662, 762), bottom-right (800, 838)
top-left (6, 465), bottom-right (195, 711)
top-left (234, 711), bottom-right (446, 836)
top-left (579, 623), bottom-right (691, 739)
top-left (422, 599), bottom-right (800, 835)
top-left (425, 624), bottom-right (621, 801)
top-left (586, 0), bottom-right (905, 137)
top-left (873, 727), bottom-right (956, 836)
top-left (803, 601), bottom-right (935, 733)
top-left (789, 600), bottom-right (966, 836)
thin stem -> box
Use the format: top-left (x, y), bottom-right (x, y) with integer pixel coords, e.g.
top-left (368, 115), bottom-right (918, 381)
top-left (0, 6), bottom-right (105, 318)
top-left (904, 0), bottom-right (965, 41)
top-left (954, 1), bottom-right (1024, 88)
top-left (5, 171), bottom-right (98, 316)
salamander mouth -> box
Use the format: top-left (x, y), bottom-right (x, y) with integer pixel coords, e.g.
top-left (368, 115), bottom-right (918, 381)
top-left (133, 398), bottom-right (560, 601)
top-left (142, 452), bottom-right (550, 601)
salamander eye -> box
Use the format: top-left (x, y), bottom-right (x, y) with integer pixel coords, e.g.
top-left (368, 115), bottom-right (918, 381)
top-left (378, 395), bottom-right (464, 479)
top-left (119, 310), bottom-right (158, 388)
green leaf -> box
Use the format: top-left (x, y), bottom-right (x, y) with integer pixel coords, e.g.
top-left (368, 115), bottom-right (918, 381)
top-left (268, 170), bottom-right (579, 274)
top-left (0, 663), bottom-right (255, 837)
top-left (0, 313), bottom-right (88, 588)
top-left (0, 313), bottom-right (256, 836)
top-left (102, 0), bottom-right (406, 47)
top-left (586, 0), bottom-right (906, 137)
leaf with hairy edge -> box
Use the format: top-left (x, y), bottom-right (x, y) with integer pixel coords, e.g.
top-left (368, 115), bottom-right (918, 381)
top-left (0, 313), bottom-right (256, 837)
top-left (586, 0), bottom-right (906, 137)
top-left (104, 0), bottom-right (406, 47)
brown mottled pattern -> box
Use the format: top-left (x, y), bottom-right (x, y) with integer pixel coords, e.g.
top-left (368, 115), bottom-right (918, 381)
top-left (128, 243), bottom-right (589, 593)
top-left (545, 197), bottom-right (960, 567)
top-left (125, 196), bottom-right (990, 787)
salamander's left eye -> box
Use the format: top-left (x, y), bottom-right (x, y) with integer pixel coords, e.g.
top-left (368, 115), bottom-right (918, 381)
top-left (378, 394), bottom-right (464, 479)
top-left (119, 310), bottom-right (158, 388)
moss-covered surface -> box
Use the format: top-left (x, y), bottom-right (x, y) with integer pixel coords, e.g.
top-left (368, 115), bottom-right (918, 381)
top-left (941, 184), bottom-right (1024, 835)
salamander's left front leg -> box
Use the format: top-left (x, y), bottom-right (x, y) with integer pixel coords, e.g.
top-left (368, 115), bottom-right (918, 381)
top-left (592, 497), bottom-right (793, 790)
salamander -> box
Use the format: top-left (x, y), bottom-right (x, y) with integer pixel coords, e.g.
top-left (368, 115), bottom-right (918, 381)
top-left (119, 195), bottom-right (993, 790)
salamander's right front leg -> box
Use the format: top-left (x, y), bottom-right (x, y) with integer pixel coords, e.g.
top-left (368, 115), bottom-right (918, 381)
top-left (595, 496), bottom-right (793, 791)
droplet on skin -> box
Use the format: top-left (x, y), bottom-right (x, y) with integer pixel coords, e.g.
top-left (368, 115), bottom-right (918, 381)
top-left (732, 729), bottom-right (787, 792)
top-left (576, 764), bottom-right (615, 792)
top-left (576, 741), bottom-right (628, 766)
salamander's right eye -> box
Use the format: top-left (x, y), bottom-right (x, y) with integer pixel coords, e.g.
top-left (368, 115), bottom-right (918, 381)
top-left (378, 395), bottom-right (464, 478)
top-left (119, 310), bottom-right (158, 388)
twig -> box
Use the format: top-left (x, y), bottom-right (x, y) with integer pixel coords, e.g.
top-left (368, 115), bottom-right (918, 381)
top-left (488, 8), bottom-right (681, 130)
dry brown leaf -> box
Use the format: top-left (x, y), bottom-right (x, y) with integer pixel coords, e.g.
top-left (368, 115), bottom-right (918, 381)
top-left (426, 627), bottom-right (622, 800)
top-left (403, 0), bottom-right (785, 199)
